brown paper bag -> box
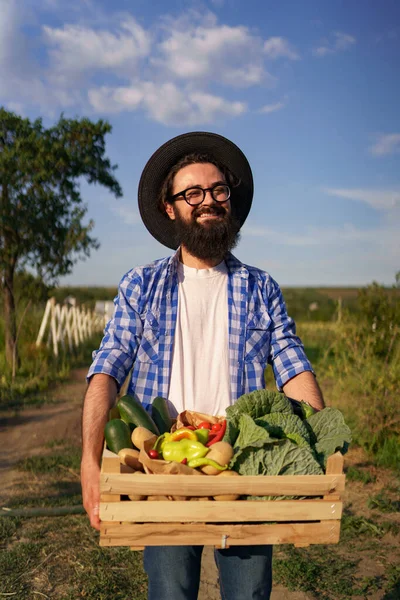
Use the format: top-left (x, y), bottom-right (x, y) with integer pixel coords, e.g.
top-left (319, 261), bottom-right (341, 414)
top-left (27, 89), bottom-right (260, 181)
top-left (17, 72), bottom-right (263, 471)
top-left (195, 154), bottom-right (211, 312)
top-left (172, 410), bottom-right (225, 432)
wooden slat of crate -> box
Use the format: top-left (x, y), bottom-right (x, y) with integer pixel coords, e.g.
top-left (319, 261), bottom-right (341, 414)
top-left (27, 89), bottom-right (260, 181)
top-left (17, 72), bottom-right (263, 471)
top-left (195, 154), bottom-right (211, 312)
top-left (100, 498), bottom-right (342, 523)
top-left (100, 450), bottom-right (121, 502)
top-left (100, 473), bottom-right (345, 497)
top-left (100, 520), bottom-right (341, 547)
top-left (99, 450), bottom-right (345, 548)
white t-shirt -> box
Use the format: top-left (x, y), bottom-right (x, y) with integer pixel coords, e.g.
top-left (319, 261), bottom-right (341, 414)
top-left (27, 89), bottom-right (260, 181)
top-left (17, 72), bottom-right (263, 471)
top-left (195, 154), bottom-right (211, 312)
top-left (167, 260), bottom-right (231, 417)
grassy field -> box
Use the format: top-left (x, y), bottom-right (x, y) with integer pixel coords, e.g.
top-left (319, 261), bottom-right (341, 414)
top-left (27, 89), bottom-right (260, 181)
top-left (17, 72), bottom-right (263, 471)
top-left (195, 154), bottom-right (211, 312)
top-left (1, 435), bottom-right (399, 599)
top-left (0, 283), bottom-right (399, 598)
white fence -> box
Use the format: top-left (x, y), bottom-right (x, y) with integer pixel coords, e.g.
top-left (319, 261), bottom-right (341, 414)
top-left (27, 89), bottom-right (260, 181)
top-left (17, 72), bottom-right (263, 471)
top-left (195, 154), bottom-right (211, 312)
top-left (36, 297), bottom-right (106, 357)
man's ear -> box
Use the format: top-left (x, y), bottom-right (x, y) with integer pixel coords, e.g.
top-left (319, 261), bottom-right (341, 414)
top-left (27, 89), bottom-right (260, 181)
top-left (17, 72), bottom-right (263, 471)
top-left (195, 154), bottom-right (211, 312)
top-left (164, 202), bottom-right (176, 221)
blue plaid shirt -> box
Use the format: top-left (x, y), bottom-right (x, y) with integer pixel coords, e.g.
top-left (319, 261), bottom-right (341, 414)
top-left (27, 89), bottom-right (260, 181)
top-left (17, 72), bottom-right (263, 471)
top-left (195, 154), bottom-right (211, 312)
top-left (87, 250), bottom-right (313, 409)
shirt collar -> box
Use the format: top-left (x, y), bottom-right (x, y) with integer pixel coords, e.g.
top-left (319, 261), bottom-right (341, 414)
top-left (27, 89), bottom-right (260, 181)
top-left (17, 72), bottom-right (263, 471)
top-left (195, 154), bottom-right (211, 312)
top-left (167, 248), bottom-right (248, 278)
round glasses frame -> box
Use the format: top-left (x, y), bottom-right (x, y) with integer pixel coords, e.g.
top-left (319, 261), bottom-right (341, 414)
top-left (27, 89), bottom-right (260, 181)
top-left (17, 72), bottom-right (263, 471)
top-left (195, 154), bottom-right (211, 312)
top-left (170, 184), bottom-right (231, 206)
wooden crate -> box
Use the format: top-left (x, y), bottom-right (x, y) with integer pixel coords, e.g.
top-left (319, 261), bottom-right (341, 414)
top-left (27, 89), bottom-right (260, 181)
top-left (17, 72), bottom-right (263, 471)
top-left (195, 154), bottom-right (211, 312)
top-left (100, 449), bottom-right (345, 550)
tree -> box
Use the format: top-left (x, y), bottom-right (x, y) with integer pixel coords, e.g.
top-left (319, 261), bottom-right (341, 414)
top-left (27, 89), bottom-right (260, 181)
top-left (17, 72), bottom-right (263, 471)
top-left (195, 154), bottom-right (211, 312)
top-left (0, 107), bottom-right (123, 368)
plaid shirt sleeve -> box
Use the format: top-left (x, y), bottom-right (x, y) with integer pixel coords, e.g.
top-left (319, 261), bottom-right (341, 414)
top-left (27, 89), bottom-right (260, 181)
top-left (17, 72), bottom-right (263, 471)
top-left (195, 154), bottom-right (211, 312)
top-left (267, 277), bottom-right (314, 391)
top-left (87, 272), bottom-right (143, 390)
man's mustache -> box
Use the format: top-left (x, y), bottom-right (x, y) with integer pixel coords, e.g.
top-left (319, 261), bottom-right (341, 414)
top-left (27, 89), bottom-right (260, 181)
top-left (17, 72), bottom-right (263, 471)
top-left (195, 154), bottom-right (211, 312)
top-left (193, 205), bottom-right (226, 219)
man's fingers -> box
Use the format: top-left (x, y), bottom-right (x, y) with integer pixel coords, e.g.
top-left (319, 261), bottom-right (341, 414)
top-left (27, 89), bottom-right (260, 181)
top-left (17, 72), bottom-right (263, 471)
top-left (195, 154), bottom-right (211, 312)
top-left (82, 499), bottom-right (101, 531)
top-left (90, 503), bottom-right (101, 531)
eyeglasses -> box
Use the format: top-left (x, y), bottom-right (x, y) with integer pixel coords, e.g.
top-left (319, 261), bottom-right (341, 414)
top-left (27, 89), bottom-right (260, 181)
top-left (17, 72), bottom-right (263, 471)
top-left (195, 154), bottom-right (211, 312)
top-left (170, 184), bottom-right (231, 206)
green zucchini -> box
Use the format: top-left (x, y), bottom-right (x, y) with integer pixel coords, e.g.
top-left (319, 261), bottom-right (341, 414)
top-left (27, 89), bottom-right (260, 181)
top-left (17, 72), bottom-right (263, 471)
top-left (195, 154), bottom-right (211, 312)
top-left (117, 394), bottom-right (159, 435)
top-left (104, 419), bottom-right (133, 454)
top-left (151, 396), bottom-right (173, 434)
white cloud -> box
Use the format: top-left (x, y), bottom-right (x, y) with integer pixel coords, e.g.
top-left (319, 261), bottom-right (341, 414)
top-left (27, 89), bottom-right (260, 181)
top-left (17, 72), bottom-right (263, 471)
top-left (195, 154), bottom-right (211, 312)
top-left (334, 32), bottom-right (356, 50)
top-left (369, 133), bottom-right (400, 156)
top-left (242, 222), bottom-right (399, 263)
top-left (313, 31), bottom-right (356, 57)
top-left (0, 6), bottom-right (297, 125)
top-left (259, 100), bottom-right (286, 114)
top-left (263, 37), bottom-right (299, 60)
top-left (156, 16), bottom-right (271, 87)
top-left (89, 82), bottom-right (246, 125)
top-left (43, 17), bottom-right (151, 79)
top-left (110, 204), bottom-right (140, 225)
top-left (0, 0), bottom-right (70, 112)
top-left (323, 187), bottom-right (400, 210)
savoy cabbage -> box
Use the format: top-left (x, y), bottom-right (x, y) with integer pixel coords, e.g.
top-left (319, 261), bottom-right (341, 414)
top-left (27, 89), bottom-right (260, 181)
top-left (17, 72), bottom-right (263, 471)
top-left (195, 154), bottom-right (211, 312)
top-left (225, 389), bottom-right (351, 488)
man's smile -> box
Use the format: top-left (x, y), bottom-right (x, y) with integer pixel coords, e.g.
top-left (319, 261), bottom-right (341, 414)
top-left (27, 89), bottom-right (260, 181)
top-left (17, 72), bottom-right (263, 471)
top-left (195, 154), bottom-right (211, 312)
top-left (196, 213), bottom-right (224, 220)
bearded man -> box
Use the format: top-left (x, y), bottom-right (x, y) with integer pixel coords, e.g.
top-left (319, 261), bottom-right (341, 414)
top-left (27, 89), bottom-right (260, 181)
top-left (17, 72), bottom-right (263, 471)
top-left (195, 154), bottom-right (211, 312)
top-left (81, 132), bottom-right (325, 600)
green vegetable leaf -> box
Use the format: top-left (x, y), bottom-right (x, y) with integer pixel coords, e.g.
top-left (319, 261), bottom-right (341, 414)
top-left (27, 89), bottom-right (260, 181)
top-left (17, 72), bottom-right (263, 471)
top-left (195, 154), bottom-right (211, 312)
top-left (255, 413), bottom-right (311, 448)
top-left (300, 401), bottom-right (317, 420)
top-left (306, 407), bottom-right (352, 468)
top-left (225, 390), bottom-right (293, 445)
top-left (234, 414), bottom-right (279, 452)
top-left (232, 439), bottom-right (324, 499)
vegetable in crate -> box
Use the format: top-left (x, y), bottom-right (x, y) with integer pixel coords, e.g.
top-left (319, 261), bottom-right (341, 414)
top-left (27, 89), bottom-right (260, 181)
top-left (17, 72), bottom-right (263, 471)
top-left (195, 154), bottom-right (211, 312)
top-left (118, 448), bottom-right (143, 471)
top-left (199, 441), bottom-right (233, 475)
top-left (224, 389), bottom-right (352, 499)
top-left (187, 456), bottom-right (228, 471)
top-left (151, 396), bottom-right (174, 434)
top-left (104, 419), bottom-right (133, 454)
top-left (117, 394), bottom-right (159, 435)
top-left (206, 419), bottom-right (227, 446)
top-left (131, 426), bottom-right (158, 451)
top-left (161, 439), bottom-right (209, 462)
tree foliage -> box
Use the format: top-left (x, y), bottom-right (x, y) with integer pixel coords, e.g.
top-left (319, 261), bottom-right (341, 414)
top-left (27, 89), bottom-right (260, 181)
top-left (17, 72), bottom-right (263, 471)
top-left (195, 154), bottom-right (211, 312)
top-left (0, 107), bottom-right (123, 366)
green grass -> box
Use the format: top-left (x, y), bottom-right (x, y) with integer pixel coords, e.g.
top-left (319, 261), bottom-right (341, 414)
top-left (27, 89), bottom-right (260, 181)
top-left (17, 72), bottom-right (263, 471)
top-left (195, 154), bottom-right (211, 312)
top-left (386, 564), bottom-right (400, 599)
top-left (273, 546), bottom-right (359, 598)
top-left (0, 515), bottom-right (148, 600)
top-left (346, 466), bottom-right (377, 484)
top-left (368, 491), bottom-right (400, 513)
top-left (374, 436), bottom-right (400, 469)
top-left (16, 445), bottom-right (81, 474)
top-left (0, 437), bottom-right (148, 599)
top-left (2, 435), bottom-right (400, 599)
top-left (341, 514), bottom-right (386, 538)
top-left (0, 334), bottom-right (101, 409)
top-left (273, 536), bottom-right (400, 599)
top-left (4, 442), bottom-right (83, 511)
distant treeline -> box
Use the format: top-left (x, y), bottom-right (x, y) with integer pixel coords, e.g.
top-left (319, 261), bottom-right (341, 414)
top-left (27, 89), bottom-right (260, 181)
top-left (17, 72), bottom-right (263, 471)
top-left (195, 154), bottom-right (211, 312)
top-left (2, 271), bottom-right (398, 323)
top-left (53, 285), bottom-right (360, 322)
top-left (50, 286), bottom-right (118, 308)
top-left (281, 287), bottom-right (354, 322)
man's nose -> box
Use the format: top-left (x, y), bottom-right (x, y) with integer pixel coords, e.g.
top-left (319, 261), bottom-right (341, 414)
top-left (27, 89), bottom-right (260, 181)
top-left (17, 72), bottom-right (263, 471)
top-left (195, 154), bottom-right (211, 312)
top-left (201, 189), bottom-right (216, 206)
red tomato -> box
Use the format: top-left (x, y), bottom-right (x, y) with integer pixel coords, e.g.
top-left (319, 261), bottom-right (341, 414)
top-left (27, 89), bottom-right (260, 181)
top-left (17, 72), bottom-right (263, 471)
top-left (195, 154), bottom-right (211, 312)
top-left (211, 423), bottom-right (222, 432)
top-left (148, 449), bottom-right (159, 459)
top-left (197, 421), bottom-right (211, 430)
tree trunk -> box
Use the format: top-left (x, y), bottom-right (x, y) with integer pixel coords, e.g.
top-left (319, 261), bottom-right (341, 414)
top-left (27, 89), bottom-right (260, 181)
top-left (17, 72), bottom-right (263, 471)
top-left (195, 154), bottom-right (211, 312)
top-left (4, 263), bottom-right (18, 368)
top-left (1, 180), bottom-right (19, 369)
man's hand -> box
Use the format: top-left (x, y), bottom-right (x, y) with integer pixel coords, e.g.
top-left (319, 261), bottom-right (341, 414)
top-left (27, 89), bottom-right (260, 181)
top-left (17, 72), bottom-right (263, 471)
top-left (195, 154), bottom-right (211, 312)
top-left (81, 374), bottom-right (118, 531)
top-left (81, 460), bottom-right (101, 531)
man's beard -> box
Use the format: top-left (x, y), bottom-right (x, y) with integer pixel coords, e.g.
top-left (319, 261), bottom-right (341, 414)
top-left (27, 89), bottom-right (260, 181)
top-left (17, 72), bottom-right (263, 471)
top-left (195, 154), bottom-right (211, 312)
top-left (172, 204), bottom-right (241, 261)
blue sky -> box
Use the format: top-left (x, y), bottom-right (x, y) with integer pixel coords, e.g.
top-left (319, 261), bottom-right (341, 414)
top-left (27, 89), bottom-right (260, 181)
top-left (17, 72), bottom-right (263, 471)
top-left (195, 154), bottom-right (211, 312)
top-left (1, 0), bottom-right (399, 287)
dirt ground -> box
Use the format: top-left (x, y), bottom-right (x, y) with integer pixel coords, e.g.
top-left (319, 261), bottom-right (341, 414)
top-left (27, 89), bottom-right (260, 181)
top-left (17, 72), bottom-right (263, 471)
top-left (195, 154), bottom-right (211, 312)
top-left (0, 368), bottom-right (398, 600)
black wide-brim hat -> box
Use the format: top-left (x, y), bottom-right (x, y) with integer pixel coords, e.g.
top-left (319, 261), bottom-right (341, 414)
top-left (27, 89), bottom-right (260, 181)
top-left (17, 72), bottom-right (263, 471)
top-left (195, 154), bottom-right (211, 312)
top-left (138, 131), bottom-right (254, 249)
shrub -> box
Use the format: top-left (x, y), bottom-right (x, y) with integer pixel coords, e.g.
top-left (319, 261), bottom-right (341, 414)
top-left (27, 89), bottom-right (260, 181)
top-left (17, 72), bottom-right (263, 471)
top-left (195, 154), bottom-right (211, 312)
top-left (317, 280), bottom-right (400, 468)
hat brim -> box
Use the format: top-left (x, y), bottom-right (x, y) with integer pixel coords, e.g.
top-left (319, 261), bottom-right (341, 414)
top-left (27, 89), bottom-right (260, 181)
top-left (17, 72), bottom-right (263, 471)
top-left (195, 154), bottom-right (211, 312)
top-left (138, 131), bottom-right (253, 249)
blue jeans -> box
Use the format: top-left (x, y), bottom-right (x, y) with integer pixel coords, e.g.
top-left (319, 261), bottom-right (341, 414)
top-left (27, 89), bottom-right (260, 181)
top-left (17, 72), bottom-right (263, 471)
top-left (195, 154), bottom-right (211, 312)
top-left (143, 545), bottom-right (273, 600)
